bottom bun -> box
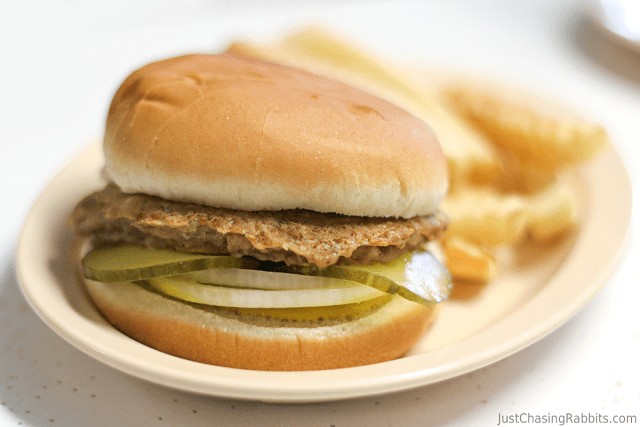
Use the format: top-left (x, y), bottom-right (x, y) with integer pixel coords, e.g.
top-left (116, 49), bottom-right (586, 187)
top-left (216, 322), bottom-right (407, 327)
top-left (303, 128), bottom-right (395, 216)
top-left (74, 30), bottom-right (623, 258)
top-left (83, 277), bottom-right (438, 371)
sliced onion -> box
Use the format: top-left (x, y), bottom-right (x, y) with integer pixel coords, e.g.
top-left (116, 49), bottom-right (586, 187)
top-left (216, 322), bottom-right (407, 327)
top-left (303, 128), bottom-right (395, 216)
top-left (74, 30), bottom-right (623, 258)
top-left (186, 268), bottom-right (357, 290)
top-left (146, 276), bottom-right (385, 308)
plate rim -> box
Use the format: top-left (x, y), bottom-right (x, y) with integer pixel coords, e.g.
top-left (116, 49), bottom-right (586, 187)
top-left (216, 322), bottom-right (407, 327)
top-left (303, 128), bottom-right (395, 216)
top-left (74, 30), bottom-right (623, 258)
top-left (590, 0), bottom-right (640, 55)
top-left (15, 142), bottom-right (632, 403)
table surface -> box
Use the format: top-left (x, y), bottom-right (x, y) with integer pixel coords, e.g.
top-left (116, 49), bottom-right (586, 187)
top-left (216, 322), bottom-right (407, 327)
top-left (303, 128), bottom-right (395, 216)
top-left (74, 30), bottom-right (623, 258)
top-left (1, 0), bottom-right (638, 426)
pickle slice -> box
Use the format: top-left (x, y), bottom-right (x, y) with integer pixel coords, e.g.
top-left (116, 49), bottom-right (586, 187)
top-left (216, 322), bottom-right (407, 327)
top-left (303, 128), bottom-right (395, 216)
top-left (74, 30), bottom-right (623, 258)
top-left (358, 251), bottom-right (452, 304)
top-left (145, 276), bottom-right (385, 308)
top-left (82, 245), bottom-right (250, 282)
top-left (83, 246), bottom-right (451, 307)
top-left (219, 294), bottom-right (393, 322)
top-left (289, 251), bottom-right (452, 306)
top-left (186, 268), bottom-right (357, 290)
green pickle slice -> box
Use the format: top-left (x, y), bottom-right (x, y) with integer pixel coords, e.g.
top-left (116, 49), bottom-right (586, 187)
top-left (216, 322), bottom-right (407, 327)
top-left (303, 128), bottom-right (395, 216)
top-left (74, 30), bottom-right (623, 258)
top-left (288, 251), bottom-right (452, 306)
top-left (82, 245), bottom-right (251, 282)
top-left (82, 245), bottom-right (452, 309)
top-left (216, 295), bottom-right (393, 322)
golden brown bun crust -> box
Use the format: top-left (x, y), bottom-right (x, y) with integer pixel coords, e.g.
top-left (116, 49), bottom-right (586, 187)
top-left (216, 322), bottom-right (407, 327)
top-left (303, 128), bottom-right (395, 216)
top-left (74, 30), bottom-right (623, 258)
top-left (84, 279), bottom-right (436, 371)
top-left (104, 53), bottom-right (447, 218)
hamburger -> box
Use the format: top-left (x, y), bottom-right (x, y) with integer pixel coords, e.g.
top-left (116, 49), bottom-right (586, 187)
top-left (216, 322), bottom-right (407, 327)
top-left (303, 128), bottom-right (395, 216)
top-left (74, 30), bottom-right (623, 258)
top-left (70, 53), bottom-right (451, 371)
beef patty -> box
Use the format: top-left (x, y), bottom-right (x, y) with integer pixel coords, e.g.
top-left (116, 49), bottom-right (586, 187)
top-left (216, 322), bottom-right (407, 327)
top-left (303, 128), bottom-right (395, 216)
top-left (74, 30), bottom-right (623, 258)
top-left (71, 184), bottom-right (447, 267)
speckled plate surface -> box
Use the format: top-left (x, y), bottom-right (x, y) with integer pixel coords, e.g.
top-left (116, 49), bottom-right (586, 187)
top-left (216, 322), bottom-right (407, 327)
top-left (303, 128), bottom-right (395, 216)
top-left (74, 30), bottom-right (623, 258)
top-left (16, 142), bottom-right (631, 403)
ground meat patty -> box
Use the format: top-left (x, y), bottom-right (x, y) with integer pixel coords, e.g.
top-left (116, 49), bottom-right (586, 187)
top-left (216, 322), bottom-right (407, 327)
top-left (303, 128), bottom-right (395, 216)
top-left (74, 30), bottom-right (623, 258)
top-left (71, 184), bottom-right (447, 268)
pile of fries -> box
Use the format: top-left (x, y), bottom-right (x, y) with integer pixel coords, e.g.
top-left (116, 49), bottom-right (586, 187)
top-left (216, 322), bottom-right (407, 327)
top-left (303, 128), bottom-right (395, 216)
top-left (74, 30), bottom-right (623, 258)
top-left (226, 28), bottom-right (607, 285)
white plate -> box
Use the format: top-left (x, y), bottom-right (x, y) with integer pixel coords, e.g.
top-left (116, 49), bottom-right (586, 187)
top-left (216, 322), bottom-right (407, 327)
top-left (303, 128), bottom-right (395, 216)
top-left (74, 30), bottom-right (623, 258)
top-left (16, 142), bottom-right (631, 403)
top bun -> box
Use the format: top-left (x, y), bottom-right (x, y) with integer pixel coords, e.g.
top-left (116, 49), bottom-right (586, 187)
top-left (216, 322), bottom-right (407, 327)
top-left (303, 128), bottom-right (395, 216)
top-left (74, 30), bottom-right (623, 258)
top-left (104, 54), bottom-right (447, 218)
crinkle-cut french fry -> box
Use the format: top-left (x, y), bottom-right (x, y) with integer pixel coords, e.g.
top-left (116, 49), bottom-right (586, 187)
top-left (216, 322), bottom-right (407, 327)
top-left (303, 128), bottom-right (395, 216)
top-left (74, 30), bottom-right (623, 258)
top-left (442, 188), bottom-right (528, 247)
top-left (443, 84), bottom-right (608, 172)
top-left (526, 183), bottom-right (577, 243)
top-left (443, 236), bottom-right (497, 283)
top-left (491, 147), bottom-right (558, 194)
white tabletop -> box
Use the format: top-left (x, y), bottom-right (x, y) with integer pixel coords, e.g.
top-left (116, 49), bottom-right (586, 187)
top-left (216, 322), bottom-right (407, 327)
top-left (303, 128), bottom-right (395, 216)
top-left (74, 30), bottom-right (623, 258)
top-left (1, 0), bottom-right (638, 425)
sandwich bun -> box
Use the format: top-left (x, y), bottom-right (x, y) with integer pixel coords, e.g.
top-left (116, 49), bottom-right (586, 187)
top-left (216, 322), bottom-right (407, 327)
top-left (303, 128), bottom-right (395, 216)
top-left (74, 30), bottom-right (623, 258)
top-left (104, 53), bottom-right (447, 218)
top-left (83, 276), bottom-right (436, 371)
